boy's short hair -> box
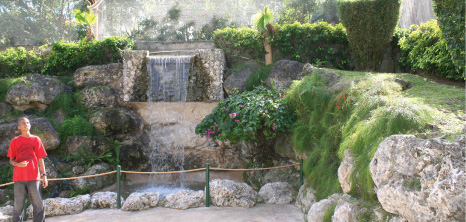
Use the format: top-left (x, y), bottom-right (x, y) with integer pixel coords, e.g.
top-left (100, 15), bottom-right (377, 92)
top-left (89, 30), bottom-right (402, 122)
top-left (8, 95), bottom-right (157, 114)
top-left (17, 117), bottom-right (28, 125)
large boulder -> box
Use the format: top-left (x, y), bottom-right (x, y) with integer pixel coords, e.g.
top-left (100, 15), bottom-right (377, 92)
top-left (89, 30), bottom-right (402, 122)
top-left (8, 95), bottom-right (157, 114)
top-left (0, 118), bottom-right (59, 157)
top-left (338, 149), bottom-right (355, 193)
top-left (258, 182), bottom-right (296, 204)
top-left (370, 135), bottom-right (466, 221)
top-left (43, 157), bottom-right (59, 187)
top-left (5, 74), bottom-right (65, 110)
top-left (79, 86), bottom-right (118, 109)
top-left (265, 60), bottom-right (308, 92)
top-left (223, 60), bottom-right (259, 96)
top-left (89, 108), bottom-right (143, 136)
top-left (65, 136), bottom-right (112, 156)
top-left (73, 63), bottom-right (123, 88)
top-left (209, 179), bottom-right (258, 208)
top-left (28, 194), bottom-right (90, 217)
top-left (332, 197), bottom-right (359, 222)
top-left (295, 180), bottom-right (317, 214)
top-left (90, 192), bottom-right (123, 209)
top-left (0, 103), bottom-right (11, 119)
top-left (122, 192), bottom-right (159, 211)
top-left (164, 190), bottom-right (204, 209)
top-left (72, 163), bottom-right (116, 191)
top-left (244, 159), bottom-right (300, 190)
top-left (119, 133), bottom-right (150, 170)
top-left (307, 193), bottom-right (347, 222)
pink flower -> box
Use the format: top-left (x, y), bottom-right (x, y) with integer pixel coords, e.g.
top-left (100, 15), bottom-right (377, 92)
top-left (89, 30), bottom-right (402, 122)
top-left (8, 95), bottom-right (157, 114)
top-left (242, 120), bottom-right (245, 122)
top-left (235, 120), bottom-right (239, 122)
top-left (273, 123), bottom-right (276, 126)
top-left (214, 122), bottom-right (217, 124)
top-left (239, 105), bottom-right (243, 108)
top-left (265, 110), bottom-right (268, 113)
top-left (272, 127), bottom-right (275, 130)
top-left (218, 134), bottom-right (221, 136)
top-left (252, 132), bottom-right (255, 135)
top-left (229, 114), bottom-right (233, 118)
top-left (223, 107), bottom-right (226, 109)
top-left (260, 110), bottom-right (263, 113)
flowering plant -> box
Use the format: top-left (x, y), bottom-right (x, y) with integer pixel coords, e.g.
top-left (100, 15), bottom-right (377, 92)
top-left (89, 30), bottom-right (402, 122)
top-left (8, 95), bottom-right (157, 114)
top-left (195, 86), bottom-right (296, 153)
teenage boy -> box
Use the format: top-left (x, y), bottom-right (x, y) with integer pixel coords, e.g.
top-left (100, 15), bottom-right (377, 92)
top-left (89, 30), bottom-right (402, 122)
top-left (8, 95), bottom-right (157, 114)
top-left (8, 117), bottom-right (48, 222)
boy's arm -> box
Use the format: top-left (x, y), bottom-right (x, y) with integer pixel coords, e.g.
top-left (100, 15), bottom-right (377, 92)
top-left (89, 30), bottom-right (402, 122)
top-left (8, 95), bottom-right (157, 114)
top-left (38, 158), bottom-right (48, 188)
top-left (9, 158), bottom-right (29, 167)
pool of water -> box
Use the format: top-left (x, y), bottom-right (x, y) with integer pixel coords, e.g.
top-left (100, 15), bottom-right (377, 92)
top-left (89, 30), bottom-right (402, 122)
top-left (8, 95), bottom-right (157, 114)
top-left (99, 171), bottom-right (244, 199)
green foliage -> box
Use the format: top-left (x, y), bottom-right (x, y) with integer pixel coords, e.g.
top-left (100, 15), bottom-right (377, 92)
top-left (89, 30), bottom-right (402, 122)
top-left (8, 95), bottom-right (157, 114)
top-left (245, 64), bottom-right (274, 91)
top-left (284, 72), bottom-right (431, 200)
top-left (337, 0), bottom-right (401, 71)
top-left (272, 22), bottom-right (351, 69)
top-left (0, 47), bottom-right (43, 77)
top-left (277, 0), bottom-right (317, 24)
top-left (323, 203), bottom-right (337, 222)
top-left (47, 92), bottom-right (87, 119)
top-left (253, 6), bottom-right (274, 32)
top-left (433, 0), bottom-right (465, 77)
top-left (73, 9), bottom-right (97, 26)
top-left (59, 116), bottom-right (94, 143)
top-left (70, 185), bottom-right (91, 197)
top-left (0, 164), bottom-right (13, 184)
top-left (213, 27), bottom-right (266, 60)
top-left (42, 36), bottom-right (133, 76)
top-left (398, 20), bottom-right (463, 80)
top-left (214, 22), bottom-right (351, 69)
top-left (195, 86), bottom-right (296, 154)
top-left (0, 77), bottom-right (25, 101)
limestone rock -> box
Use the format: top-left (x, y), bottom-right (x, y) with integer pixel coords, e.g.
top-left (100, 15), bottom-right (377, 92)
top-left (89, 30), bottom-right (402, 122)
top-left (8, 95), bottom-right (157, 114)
top-left (307, 193), bottom-right (346, 222)
top-left (265, 60), bottom-right (308, 92)
top-left (72, 163), bottom-right (116, 191)
top-left (258, 182), bottom-right (296, 204)
top-left (223, 60), bottom-right (259, 96)
top-left (273, 134), bottom-right (296, 160)
top-left (121, 192), bottom-right (159, 211)
top-left (209, 179), bottom-right (258, 208)
top-left (89, 108), bottom-right (143, 136)
top-left (370, 135), bottom-right (465, 221)
top-left (0, 103), bottom-right (11, 119)
top-left (164, 190), bottom-right (204, 209)
top-left (338, 149), bottom-right (355, 193)
top-left (41, 194), bottom-right (90, 217)
top-left (43, 157), bottom-right (59, 188)
top-left (80, 86), bottom-right (117, 109)
top-left (91, 192), bottom-right (124, 209)
top-left (119, 134), bottom-right (150, 170)
top-left (333, 198), bottom-right (358, 222)
top-left (187, 49), bottom-right (225, 101)
top-left (244, 159), bottom-right (300, 190)
top-left (122, 50), bottom-right (149, 102)
top-left (295, 181), bottom-right (316, 213)
top-left (5, 74), bottom-right (65, 109)
top-left (66, 136), bottom-right (112, 157)
top-left (0, 118), bottom-right (59, 157)
top-left (73, 63), bottom-right (123, 88)
top-left (0, 205), bottom-right (12, 216)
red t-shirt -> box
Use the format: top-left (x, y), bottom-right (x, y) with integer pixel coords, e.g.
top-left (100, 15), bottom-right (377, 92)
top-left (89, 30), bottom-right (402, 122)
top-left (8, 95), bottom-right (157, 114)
top-left (7, 135), bottom-right (47, 181)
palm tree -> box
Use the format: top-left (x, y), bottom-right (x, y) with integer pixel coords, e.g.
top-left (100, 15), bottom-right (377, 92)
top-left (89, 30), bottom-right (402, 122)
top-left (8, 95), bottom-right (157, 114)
top-left (253, 6), bottom-right (274, 65)
top-left (73, 9), bottom-right (97, 42)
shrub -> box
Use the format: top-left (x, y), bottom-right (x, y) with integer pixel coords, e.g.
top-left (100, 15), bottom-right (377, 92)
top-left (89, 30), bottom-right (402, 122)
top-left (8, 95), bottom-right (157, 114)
top-left (195, 86), bottom-right (296, 156)
top-left (337, 0), bottom-right (401, 71)
top-left (398, 20), bottom-right (461, 80)
top-left (42, 36), bottom-right (133, 76)
top-left (0, 47), bottom-right (43, 77)
top-left (59, 116), bottom-right (94, 143)
top-left (47, 92), bottom-right (87, 119)
top-left (284, 71), bottom-right (431, 200)
top-left (245, 64), bottom-right (274, 91)
top-left (272, 22), bottom-right (351, 70)
top-left (433, 0), bottom-right (465, 77)
top-left (213, 27), bottom-right (266, 61)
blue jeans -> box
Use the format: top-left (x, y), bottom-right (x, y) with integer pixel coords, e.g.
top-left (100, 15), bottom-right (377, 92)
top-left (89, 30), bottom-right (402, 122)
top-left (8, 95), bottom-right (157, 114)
top-left (13, 181), bottom-right (45, 222)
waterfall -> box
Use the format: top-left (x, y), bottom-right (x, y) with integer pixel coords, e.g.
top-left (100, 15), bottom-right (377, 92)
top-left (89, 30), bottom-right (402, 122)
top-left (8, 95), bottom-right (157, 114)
top-left (146, 55), bottom-right (192, 186)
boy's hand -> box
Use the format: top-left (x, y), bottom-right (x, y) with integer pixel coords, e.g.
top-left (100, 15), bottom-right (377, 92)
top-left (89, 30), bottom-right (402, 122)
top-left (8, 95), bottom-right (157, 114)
top-left (41, 176), bottom-right (48, 188)
top-left (16, 161), bottom-right (29, 167)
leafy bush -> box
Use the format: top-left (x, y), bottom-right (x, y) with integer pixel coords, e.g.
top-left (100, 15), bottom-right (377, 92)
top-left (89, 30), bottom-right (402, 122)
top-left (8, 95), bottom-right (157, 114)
top-left (272, 22), bottom-right (351, 70)
top-left (433, 0), bottom-right (465, 77)
top-left (284, 71), bottom-right (431, 200)
top-left (59, 116), bottom-right (94, 143)
top-left (195, 86), bottom-right (296, 155)
top-left (42, 36), bottom-right (133, 76)
top-left (245, 64), bottom-right (274, 91)
top-left (213, 27), bottom-right (266, 61)
top-left (398, 20), bottom-right (462, 80)
top-left (337, 0), bottom-right (400, 71)
top-left (0, 47), bottom-right (43, 77)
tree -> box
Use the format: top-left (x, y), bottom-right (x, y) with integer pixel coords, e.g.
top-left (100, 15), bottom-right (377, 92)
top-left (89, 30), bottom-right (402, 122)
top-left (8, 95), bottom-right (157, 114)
top-left (73, 9), bottom-right (97, 42)
top-left (252, 6), bottom-right (275, 65)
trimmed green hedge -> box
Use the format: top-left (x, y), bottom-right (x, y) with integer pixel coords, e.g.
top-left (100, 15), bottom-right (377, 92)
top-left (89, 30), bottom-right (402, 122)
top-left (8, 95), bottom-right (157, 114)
top-left (42, 36), bottom-right (133, 76)
top-left (337, 0), bottom-right (400, 71)
top-left (213, 22), bottom-right (352, 70)
top-left (433, 0), bottom-right (465, 78)
top-left (398, 20), bottom-right (462, 80)
top-left (272, 22), bottom-right (351, 70)
top-left (0, 47), bottom-right (43, 78)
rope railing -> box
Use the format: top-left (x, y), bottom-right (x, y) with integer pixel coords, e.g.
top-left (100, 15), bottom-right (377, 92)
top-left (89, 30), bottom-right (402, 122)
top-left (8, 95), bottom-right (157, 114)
top-left (1, 160), bottom-right (304, 212)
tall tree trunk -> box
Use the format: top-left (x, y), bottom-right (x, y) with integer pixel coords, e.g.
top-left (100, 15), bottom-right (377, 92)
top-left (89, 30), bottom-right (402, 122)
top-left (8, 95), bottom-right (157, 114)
top-left (264, 39), bottom-right (273, 65)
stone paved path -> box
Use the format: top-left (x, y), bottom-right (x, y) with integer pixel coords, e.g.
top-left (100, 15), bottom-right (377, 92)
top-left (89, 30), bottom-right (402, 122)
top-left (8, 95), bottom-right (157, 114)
top-left (34, 204), bottom-right (304, 222)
